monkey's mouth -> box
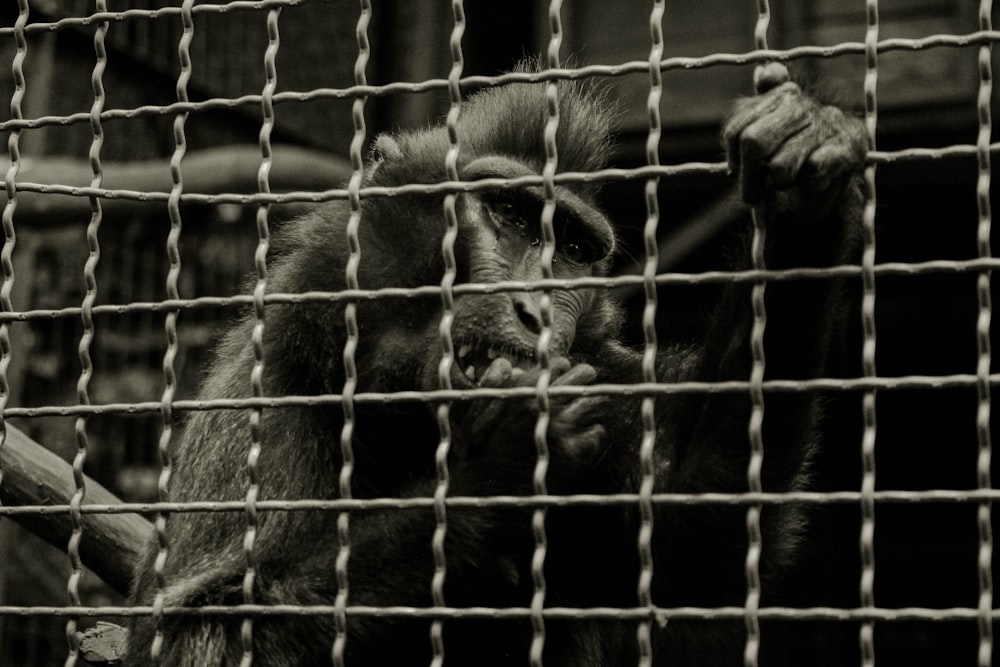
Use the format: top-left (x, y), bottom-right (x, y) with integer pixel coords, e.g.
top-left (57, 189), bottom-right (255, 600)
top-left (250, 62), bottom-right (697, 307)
top-left (455, 341), bottom-right (535, 386)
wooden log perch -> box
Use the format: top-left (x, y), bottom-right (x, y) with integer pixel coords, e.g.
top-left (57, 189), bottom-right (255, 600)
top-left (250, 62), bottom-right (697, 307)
top-left (0, 423), bottom-right (150, 597)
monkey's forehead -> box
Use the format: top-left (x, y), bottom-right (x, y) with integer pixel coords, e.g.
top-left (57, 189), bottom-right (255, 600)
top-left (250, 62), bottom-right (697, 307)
top-left (371, 81), bottom-right (614, 178)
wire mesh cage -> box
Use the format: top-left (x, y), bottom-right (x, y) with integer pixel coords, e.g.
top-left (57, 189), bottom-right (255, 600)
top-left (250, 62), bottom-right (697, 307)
top-left (0, 1), bottom-right (996, 666)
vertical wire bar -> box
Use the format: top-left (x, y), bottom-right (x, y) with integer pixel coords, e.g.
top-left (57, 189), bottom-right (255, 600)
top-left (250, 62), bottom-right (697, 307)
top-left (744, 3), bottom-right (771, 666)
top-left (529, 4), bottom-right (565, 665)
top-left (859, 2), bottom-right (880, 666)
top-left (431, 2), bottom-right (466, 665)
top-left (241, 8), bottom-right (281, 666)
top-left (66, 6), bottom-right (108, 665)
top-left (975, 2), bottom-right (994, 665)
top-left (150, 3), bottom-right (194, 663)
top-left (0, 0), bottom-right (28, 541)
top-left (0, 8), bottom-right (26, 653)
top-left (637, 2), bottom-right (664, 666)
top-left (332, 2), bottom-right (370, 664)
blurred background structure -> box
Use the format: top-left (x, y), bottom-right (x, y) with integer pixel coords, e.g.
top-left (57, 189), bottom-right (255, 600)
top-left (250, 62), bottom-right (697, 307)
top-left (0, 1), bottom-right (995, 664)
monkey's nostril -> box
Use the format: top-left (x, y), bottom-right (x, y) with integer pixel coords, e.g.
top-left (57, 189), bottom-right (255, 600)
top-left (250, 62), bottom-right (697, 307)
top-left (514, 299), bottom-right (542, 336)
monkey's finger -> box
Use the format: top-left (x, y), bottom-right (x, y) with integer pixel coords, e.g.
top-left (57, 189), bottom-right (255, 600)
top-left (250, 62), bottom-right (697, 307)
top-left (800, 146), bottom-right (853, 194)
top-left (549, 357), bottom-right (572, 377)
top-left (724, 93), bottom-right (784, 169)
top-left (795, 120), bottom-right (866, 194)
top-left (723, 82), bottom-right (800, 168)
top-left (567, 424), bottom-right (606, 461)
top-left (805, 110), bottom-right (867, 180)
top-left (765, 123), bottom-right (821, 191)
top-left (478, 358), bottom-right (514, 387)
top-left (738, 103), bottom-right (812, 203)
top-left (508, 357), bottom-right (572, 387)
top-left (808, 140), bottom-right (863, 176)
top-left (552, 363), bottom-right (597, 387)
top-left (557, 396), bottom-right (604, 425)
top-left (754, 62), bottom-right (790, 94)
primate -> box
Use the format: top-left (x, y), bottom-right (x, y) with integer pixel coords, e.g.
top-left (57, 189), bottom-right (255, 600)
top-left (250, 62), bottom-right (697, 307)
top-left (125, 64), bottom-right (866, 665)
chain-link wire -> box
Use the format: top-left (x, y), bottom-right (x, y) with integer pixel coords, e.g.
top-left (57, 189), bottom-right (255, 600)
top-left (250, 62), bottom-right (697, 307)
top-left (65, 3), bottom-right (108, 664)
top-left (859, 2), bottom-right (881, 666)
top-left (237, 7), bottom-right (282, 665)
top-left (742, 2), bottom-right (773, 664)
top-left (636, 2), bottom-right (664, 666)
top-left (149, 1), bottom-right (195, 663)
top-left (975, 3), bottom-right (994, 666)
top-left (523, 2), bottom-right (570, 664)
top-left (331, 2), bottom-right (371, 665)
top-left (429, 1), bottom-right (466, 663)
top-left (0, 0), bottom-right (27, 537)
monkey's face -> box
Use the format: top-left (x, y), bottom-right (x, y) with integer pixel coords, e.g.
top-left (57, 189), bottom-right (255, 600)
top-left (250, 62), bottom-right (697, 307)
top-left (432, 164), bottom-right (614, 390)
top-left (362, 142), bottom-right (617, 393)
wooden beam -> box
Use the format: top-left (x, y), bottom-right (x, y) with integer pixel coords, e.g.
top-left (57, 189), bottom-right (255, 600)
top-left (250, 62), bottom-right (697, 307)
top-left (0, 424), bottom-right (149, 597)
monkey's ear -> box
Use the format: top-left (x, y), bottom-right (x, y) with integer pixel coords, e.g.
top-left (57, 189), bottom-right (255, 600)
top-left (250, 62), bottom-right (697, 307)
top-left (371, 134), bottom-right (404, 164)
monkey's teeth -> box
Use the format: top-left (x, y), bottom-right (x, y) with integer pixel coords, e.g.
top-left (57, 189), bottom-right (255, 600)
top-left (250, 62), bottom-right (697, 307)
top-left (458, 344), bottom-right (472, 360)
top-left (464, 365), bottom-right (476, 381)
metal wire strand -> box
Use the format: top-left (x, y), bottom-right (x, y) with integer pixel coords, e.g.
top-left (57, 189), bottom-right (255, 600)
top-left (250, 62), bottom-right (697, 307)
top-left (6, 255), bottom-right (1000, 330)
top-left (64, 5), bottom-right (108, 665)
top-left (5, 366), bottom-right (1000, 424)
top-left (428, 2), bottom-right (466, 664)
top-left (742, 2), bottom-right (773, 664)
top-left (12, 599), bottom-right (1000, 622)
top-left (19, 485), bottom-right (1000, 520)
top-left (0, 0), bottom-right (27, 531)
top-left (637, 2), bottom-right (664, 666)
top-left (975, 3), bottom-right (994, 666)
top-left (239, 8), bottom-right (281, 666)
top-left (331, 3), bottom-right (370, 665)
top-left (523, 4), bottom-right (567, 665)
top-left (6, 26), bottom-right (1000, 137)
top-left (2, 142), bottom-right (1000, 211)
top-left (859, 2), bottom-right (881, 666)
top-left (150, 1), bottom-right (195, 664)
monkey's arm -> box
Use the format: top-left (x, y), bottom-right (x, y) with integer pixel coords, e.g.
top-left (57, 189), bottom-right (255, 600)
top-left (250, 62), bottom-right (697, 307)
top-left (686, 72), bottom-right (867, 423)
top-left (645, 75), bottom-right (867, 610)
top-left (715, 73), bottom-right (866, 383)
top-left (664, 76), bottom-right (868, 427)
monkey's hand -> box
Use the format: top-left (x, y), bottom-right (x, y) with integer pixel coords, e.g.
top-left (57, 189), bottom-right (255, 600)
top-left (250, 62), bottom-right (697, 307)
top-left (450, 357), bottom-right (607, 495)
top-left (723, 65), bottom-right (867, 224)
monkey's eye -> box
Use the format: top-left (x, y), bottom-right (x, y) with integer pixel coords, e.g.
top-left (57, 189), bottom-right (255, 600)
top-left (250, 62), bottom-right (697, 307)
top-left (554, 214), bottom-right (605, 267)
top-left (556, 239), bottom-right (603, 267)
top-left (486, 199), bottom-right (529, 234)
top-left (559, 242), bottom-right (590, 266)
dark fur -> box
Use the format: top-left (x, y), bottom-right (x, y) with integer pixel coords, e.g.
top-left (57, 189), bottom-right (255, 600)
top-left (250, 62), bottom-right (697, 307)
top-left (125, 74), bottom-right (865, 665)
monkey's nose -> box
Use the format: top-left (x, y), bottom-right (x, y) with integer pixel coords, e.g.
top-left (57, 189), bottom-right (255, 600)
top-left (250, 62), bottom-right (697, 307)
top-left (513, 296), bottom-right (543, 336)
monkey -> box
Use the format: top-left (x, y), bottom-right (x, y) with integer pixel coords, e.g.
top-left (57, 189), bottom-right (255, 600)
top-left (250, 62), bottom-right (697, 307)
top-left (124, 64), bottom-right (867, 666)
